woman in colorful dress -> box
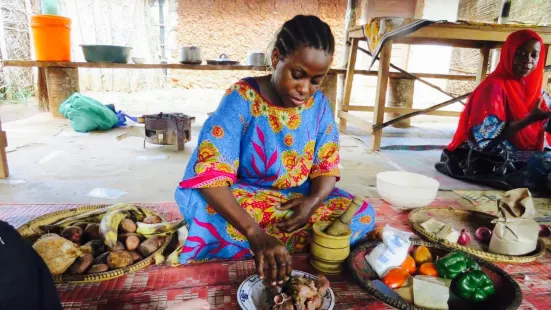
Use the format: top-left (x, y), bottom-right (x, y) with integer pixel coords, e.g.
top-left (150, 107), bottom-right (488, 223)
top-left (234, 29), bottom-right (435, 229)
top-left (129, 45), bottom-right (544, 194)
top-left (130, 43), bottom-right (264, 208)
top-left (441, 29), bottom-right (551, 191)
top-left (175, 15), bottom-right (376, 286)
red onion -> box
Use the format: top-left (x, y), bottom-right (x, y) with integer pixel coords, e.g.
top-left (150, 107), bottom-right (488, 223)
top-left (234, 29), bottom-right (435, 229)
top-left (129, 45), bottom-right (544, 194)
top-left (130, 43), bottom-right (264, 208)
top-left (475, 227), bottom-right (492, 243)
top-left (457, 229), bottom-right (471, 246)
top-left (539, 225), bottom-right (551, 238)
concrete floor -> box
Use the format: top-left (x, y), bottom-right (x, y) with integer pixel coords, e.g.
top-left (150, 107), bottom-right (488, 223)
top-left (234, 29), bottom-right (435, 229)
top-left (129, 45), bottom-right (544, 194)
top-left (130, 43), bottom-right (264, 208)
top-left (1, 113), bottom-right (401, 203)
top-left (1, 89), bottom-right (425, 204)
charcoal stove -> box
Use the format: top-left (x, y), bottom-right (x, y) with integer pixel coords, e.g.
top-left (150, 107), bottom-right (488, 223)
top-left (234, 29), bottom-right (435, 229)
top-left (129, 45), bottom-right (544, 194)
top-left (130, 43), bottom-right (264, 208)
top-left (141, 113), bottom-right (195, 151)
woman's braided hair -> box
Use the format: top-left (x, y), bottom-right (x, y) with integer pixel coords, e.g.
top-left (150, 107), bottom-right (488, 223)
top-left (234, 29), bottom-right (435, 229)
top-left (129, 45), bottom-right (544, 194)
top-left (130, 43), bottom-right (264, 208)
top-left (274, 15), bottom-right (335, 58)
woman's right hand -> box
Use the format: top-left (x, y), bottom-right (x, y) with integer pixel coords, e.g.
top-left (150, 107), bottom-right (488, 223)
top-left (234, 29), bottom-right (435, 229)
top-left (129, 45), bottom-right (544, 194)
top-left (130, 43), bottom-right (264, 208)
top-left (248, 232), bottom-right (292, 286)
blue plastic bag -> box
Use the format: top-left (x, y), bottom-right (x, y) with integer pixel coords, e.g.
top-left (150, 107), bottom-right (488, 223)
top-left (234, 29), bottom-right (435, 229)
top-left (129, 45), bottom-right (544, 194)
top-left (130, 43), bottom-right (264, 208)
top-left (59, 93), bottom-right (119, 132)
top-left (114, 111), bottom-right (138, 127)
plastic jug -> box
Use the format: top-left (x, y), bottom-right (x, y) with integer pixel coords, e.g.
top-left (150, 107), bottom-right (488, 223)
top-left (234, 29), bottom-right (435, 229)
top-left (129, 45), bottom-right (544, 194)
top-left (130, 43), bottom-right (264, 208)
top-left (41, 0), bottom-right (59, 15)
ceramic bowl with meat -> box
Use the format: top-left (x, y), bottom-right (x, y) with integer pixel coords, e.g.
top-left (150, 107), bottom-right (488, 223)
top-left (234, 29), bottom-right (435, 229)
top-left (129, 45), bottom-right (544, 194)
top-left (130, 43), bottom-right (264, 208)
top-left (237, 270), bottom-right (335, 310)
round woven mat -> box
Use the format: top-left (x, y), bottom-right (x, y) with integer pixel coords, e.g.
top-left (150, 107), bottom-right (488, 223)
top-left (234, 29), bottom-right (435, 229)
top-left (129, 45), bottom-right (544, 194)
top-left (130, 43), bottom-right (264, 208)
top-left (348, 240), bottom-right (523, 310)
top-left (17, 204), bottom-right (172, 284)
top-left (409, 207), bottom-right (546, 263)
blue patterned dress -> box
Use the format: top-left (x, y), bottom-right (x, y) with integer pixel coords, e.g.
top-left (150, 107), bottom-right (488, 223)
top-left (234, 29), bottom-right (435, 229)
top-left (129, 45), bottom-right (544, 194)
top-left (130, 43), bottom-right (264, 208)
top-left (471, 91), bottom-right (551, 189)
top-left (175, 79), bottom-right (376, 264)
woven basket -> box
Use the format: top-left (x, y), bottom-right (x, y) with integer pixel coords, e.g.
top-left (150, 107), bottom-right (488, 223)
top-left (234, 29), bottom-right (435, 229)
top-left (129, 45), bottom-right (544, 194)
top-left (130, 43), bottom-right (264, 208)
top-left (18, 204), bottom-right (172, 284)
top-left (348, 240), bottom-right (523, 310)
top-left (409, 207), bottom-right (546, 264)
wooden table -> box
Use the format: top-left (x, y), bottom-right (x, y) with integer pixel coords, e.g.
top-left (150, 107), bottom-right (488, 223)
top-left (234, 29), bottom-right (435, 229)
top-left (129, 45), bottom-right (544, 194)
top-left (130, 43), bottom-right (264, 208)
top-left (0, 60), bottom-right (481, 178)
top-left (339, 23), bottom-right (551, 150)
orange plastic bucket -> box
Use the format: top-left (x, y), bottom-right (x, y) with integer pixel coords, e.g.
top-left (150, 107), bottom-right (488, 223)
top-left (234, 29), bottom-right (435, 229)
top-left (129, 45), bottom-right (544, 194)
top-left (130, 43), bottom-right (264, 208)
top-left (31, 15), bottom-right (71, 61)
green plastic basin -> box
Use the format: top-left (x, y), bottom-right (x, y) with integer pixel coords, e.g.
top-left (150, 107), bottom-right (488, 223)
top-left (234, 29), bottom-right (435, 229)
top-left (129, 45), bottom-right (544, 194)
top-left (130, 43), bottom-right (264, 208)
top-left (81, 45), bottom-right (132, 63)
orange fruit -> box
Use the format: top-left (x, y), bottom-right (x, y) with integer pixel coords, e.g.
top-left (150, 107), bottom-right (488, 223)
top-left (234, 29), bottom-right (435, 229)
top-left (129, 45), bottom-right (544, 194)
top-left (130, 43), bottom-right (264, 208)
top-left (413, 245), bottom-right (433, 265)
top-left (419, 262), bottom-right (439, 277)
top-left (382, 267), bottom-right (410, 289)
top-left (400, 255), bottom-right (416, 275)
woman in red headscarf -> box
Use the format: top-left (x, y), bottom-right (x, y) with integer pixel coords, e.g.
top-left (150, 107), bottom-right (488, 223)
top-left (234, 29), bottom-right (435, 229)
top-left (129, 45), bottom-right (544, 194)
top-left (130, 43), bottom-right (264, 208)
top-left (438, 29), bottom-right (551, 191)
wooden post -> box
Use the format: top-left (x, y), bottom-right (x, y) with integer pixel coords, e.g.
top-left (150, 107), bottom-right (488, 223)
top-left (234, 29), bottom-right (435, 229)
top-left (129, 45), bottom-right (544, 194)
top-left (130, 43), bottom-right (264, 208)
top-left (37, 67), bottom-right (49, 111)
top-left (0, 4), bottom-right (11, 99)
top-left (371, 40), bottom-right (393, 151)
top-left (360, 0), bottom-right (369, 24)
top-left (336, 0), bottom-right (358, 119)
top-left (0, 116), bottom-right (8, 178)
top-left (339, 37), bottom-right (359, 132)
top-left (490, 0), bottom-right (512, 71)
top-left (386, 77), bottom-right (415, 128)
top-left (476, 46), bottom-right (491, 85)
top-left (45, 67), bottom-right (80, 118)
top-left (321, 73), bottom-right (338, 116)
top-left (414, 0), bottom-right (425, 18)
top-left (25, 0), bottom-right (45, 110)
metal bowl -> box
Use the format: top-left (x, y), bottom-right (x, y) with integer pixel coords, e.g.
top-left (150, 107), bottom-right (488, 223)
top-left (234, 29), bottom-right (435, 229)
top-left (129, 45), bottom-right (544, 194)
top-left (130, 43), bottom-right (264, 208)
top-left (81, 45), bottom-right (132, 63)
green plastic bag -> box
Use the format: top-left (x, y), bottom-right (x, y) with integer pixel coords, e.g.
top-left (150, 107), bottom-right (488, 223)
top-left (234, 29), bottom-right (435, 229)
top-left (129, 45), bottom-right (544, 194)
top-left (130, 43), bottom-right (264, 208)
top-left (59, 93), bottom-right (119, 132)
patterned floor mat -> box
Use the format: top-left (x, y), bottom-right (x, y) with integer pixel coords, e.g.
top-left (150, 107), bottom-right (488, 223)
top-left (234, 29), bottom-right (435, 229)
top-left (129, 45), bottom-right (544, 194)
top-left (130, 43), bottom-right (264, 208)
top-left (1, 199), bottom-right (549, 309)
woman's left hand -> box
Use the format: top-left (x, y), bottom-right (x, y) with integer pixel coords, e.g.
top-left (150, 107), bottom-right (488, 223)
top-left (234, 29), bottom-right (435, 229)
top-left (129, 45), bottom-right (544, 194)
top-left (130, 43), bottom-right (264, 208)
top-left (275, 196), bottom-right (321, 233)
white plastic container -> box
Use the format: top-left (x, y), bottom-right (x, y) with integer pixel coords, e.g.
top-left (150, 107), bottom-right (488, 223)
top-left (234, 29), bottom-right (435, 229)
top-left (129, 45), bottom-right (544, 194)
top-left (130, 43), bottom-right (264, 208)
top-left (376, 171), bottom-right (439, 211)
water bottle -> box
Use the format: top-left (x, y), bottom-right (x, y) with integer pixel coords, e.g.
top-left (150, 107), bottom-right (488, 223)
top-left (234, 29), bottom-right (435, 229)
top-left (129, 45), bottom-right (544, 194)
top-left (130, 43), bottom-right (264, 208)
top-left (41, 0), bottom-right (59, 15)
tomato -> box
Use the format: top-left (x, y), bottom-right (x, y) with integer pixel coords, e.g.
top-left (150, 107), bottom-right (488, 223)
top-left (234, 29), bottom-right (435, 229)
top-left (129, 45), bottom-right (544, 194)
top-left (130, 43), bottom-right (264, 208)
top-left (382, 267), bottom-right (410, 289)
top-left (413, 245), bottom-right (433, 265)
top-left (419, 262), bottom-right (439, 277)
top-left (400, 255), bottom-right (416, 275)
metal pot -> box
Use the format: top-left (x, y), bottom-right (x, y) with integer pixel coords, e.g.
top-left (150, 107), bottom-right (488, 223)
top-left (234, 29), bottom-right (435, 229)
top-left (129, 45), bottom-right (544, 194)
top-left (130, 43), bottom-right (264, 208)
top-left (179, 46), bottom-right (202, 64)
top-left (246, 52), bottom-right (267, 66)
top-left (206, 53), bottom-right (239, 65)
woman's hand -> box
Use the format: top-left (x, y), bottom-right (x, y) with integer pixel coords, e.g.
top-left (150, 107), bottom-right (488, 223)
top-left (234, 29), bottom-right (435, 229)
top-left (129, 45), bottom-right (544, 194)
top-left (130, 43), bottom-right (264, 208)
top-left (529, 97), bottom-right (551, 121)
top-left (248, 231), bottom-right (292, 286)
top-left (275, 196), bottom-right (321, 233)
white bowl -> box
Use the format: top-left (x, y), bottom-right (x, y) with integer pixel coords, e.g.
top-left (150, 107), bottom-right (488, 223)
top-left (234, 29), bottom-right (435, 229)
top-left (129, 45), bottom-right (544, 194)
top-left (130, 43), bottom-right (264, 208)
top-left (131, 57), bottom-right (146, 64)
top-left (237, 270), bottom-right (334, 310)
top-left (376, 171), bottom-right (439, 211)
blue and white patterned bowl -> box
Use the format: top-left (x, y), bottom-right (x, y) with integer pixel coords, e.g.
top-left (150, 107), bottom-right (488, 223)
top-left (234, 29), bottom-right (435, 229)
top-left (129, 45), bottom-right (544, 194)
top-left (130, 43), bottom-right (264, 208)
top-left (237, 270), bottom-right (335, 310)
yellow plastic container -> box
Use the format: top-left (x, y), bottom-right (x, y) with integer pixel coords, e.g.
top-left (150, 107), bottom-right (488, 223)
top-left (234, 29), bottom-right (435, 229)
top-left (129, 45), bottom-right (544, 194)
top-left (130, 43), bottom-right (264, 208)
top-left (310, 221), bottom-right (352, 275)
top-left (31, 15), bottom-right (71, 61)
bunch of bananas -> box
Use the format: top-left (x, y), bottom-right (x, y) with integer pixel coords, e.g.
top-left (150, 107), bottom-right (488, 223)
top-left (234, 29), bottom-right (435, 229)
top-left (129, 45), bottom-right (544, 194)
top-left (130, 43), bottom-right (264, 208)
top-left (99, 209), bottom-right (131, 249)
top-left (136, 219), bottom-right (186, 238)
top-left (42, 203), bottom-right (146, 232)
top-left (135, 219), bottom-right (188, 266)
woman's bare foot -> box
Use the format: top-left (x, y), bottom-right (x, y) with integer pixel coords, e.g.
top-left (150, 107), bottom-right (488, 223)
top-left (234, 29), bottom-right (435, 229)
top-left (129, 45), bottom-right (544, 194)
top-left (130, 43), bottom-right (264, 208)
top-left (165, 298), bottom-right (210, 310)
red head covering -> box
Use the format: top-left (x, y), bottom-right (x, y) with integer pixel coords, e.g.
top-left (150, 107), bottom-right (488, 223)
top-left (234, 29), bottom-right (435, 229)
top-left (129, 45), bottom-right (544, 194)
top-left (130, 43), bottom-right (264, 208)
top-left (448, 29), bottom-right (547, 151)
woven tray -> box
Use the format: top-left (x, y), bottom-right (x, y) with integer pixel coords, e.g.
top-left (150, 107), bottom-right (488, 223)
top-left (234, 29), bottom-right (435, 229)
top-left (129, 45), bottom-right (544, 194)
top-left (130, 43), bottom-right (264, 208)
top-left (348, 240), bottom-right (522, 310)
top-left (409, 207), bottom-right (546, 263)
top-left (17, 204), bottom-right (172, 284)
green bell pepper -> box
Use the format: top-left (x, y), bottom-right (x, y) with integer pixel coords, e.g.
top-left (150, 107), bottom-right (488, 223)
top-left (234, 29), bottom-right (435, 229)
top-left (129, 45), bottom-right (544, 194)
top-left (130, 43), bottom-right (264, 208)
top-left (434, 251), bottom-right (481, 279)
top-left (454, 270), bottom-right (496, 302)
